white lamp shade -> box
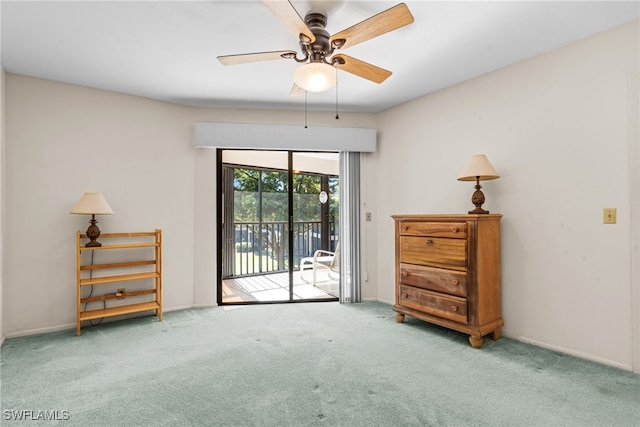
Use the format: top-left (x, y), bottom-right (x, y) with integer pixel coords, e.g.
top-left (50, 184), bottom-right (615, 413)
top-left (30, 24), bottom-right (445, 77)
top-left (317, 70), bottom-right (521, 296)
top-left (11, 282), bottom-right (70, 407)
top-left (293, 63), bottom-right (336, 93)
top-left (70, 192), bottom-right (114, 215)
top-left (457, 154), bottom-right (500, 181)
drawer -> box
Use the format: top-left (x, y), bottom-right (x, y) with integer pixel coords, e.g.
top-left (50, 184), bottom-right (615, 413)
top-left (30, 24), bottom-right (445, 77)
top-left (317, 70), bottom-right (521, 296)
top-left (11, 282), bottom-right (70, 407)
top-left (399, 222), bottom-right (467, 238)
top-left (398, 285), bottom-right (467, 324)
top-left (399, 263), bottom-right (467, 297)
top-left (400, 236), bottom-right (467, 270)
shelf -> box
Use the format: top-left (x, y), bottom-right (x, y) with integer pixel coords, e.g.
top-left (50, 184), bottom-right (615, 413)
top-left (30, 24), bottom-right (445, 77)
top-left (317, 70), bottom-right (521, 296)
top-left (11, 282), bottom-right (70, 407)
top-left (79, 242), bottom-right (159, 251)
top-left (79, 301), bottom-right (160, 322)
top-left (81, 289), bottom-right (156, 304)
top-left (79, 271), bottom-right (159, 286)
top-left (80, 232), bottom-right (158, 238)
top-left (80, 260), bottom-right (156, 271)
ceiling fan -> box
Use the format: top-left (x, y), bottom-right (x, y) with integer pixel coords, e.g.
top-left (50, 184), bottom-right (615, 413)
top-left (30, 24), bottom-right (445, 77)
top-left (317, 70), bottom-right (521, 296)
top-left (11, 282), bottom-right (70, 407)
top-left (217, 1), bottom-right (414, 94)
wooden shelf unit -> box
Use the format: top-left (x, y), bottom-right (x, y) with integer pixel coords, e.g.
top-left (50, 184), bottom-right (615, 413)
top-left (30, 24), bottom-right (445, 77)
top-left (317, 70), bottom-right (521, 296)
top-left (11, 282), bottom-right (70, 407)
top-left (76, 230), bottom-right (162, 336)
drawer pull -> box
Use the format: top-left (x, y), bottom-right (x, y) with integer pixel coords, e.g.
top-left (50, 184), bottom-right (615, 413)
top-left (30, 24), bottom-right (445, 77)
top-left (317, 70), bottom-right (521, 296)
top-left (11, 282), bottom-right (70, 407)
top-left (402, 272), bottom-right (408, 277)
top-left (401, 293), bottom-right (408, 299)
top-left (426, 239), bottom-right (433, 244)
top-left (451, 305), bottom-right (458, 312)
top-left (452, 227), bottom-right (458, 232)
top-left (402, 226), bottom-right (408, 231)
top-left (452, 279), bottom-right (459, 286)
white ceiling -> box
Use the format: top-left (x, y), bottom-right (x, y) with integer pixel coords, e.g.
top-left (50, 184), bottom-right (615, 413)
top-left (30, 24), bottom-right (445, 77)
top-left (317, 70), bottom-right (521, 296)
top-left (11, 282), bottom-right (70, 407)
top-left (1, 1), bottom-right (638, 114)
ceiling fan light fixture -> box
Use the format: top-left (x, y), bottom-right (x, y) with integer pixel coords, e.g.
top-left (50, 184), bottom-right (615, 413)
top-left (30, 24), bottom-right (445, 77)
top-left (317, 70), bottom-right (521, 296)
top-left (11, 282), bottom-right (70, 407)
top-left (294, 62), bottom-right (336, 92)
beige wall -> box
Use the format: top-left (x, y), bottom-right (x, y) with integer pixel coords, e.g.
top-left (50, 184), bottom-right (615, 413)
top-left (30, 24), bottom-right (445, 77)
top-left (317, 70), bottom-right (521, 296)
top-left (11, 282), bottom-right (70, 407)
top-left (372, 21), bottom-right (639, 370)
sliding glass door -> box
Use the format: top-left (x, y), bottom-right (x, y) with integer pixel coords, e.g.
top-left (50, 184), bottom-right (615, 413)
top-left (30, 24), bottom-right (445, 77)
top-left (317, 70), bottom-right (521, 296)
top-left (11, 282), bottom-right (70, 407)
top-left (218, 150), bottom-right (339, 304)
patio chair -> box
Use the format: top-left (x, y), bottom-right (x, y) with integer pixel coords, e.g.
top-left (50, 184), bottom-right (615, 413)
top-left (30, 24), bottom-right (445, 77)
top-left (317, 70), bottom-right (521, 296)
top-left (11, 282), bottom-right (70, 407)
top-left (300, 243), bottom-right (340, 286)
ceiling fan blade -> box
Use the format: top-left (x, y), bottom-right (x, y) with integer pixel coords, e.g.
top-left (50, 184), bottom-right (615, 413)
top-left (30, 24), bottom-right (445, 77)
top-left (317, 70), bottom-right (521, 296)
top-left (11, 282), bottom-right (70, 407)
top-left (217, 50), bottom-right (297, 66)
top-left (262, 0), bottom-right (316, 44)
top-left (329, 3), bottom-right (414, 50)
top-left (290, 83), bottom-right (305, 97)
top-left (332, 54), bottom-right (392, 84)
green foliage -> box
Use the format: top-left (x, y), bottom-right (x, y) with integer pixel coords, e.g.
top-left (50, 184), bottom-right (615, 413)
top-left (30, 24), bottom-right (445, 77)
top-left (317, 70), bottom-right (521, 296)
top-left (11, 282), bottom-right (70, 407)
top-left (293, 174), bottom-right (321, 221)
top-left (233, 168), bottom-right (335, 223)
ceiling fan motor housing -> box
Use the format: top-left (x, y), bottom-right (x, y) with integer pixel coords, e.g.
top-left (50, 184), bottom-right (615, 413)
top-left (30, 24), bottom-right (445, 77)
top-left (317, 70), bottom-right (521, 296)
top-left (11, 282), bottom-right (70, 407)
top-left (304, 12), bottom-right (331, 63)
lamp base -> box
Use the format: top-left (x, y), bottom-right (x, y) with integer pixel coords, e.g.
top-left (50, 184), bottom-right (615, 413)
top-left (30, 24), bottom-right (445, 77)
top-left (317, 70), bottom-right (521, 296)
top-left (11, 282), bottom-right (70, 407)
top-left (85, 216), bottom-right (102, 247)
top-left (468, 207), bottom-right (490, 215)
top-left (85, 239), bottom-right (102, 248)
top-left (469, 180), bottom-right (490, 215)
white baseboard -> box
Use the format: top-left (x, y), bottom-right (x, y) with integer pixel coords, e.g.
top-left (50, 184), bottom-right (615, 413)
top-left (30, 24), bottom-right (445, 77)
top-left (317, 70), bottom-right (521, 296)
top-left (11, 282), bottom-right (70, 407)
top-left (5, 322), bottom-right (76, 340)
top-left (186, 303), bottom-right (218, 309)
top-left (501, 332), bottom-right (633, 372)
top-left (3, 305), bottom-right (208, 340)
top-left (164, 304), bottom-right (199, 312)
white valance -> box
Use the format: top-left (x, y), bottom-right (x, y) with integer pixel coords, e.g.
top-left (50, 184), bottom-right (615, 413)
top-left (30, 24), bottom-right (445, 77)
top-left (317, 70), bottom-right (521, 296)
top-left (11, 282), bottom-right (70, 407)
top-left (195, 122), bottom-right (376, 152)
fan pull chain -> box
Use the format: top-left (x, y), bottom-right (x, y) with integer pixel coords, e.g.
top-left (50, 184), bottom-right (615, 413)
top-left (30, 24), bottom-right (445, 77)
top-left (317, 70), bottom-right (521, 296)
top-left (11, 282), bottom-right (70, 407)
top-left (305, 90), bottom-right (308, 128)
top-left (335, 68), bottom-right (340, 120)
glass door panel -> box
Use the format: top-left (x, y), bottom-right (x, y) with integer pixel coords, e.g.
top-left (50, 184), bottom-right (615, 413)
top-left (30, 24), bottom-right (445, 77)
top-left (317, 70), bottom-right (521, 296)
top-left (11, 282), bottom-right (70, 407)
top-left (292, 153), bottom-right (340, 299)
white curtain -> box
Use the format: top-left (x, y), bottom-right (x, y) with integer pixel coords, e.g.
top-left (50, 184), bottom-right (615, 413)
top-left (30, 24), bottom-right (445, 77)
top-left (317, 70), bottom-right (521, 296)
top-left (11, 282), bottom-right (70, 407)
top-left (338, 152), bottom-right (361, 303)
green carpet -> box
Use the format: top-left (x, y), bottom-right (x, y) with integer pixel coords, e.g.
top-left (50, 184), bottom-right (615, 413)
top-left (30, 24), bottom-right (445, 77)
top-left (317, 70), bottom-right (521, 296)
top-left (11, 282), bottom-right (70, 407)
top-left (1, 302), bottom-right (639, 426)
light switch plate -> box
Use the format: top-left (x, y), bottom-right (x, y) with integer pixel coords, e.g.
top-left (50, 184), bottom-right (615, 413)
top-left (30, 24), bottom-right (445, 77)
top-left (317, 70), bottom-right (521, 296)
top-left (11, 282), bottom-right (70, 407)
top-left (603, 208), bottom-right (617, 224)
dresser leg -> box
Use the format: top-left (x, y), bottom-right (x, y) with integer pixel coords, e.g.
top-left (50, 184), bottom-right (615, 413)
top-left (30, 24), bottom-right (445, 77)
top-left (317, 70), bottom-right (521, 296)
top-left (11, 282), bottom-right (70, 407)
top-left (395, 313), bottom-right (405, 323)
top-left (469, 335), bottom-right (483, 349)
top-left (491, 328), bottom-right (502, 341)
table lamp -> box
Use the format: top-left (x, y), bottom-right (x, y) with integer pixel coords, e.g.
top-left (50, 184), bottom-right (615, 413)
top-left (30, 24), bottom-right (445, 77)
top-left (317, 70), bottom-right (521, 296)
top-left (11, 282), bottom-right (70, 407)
top-left (457, 155), bottom-right (500, 214)
top-left (71, 192), bottom-right (114, 247)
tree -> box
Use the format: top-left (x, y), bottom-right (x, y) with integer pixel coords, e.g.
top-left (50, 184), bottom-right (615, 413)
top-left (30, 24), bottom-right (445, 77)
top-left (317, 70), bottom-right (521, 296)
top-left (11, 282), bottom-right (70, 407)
top-left (232, 166), bottom-right (338, 270)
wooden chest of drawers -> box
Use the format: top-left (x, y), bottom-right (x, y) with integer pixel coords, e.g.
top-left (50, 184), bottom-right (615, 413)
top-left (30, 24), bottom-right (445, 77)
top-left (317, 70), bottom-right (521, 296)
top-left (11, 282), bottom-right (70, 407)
top-left (392, 214), bottom-right (503, 348)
